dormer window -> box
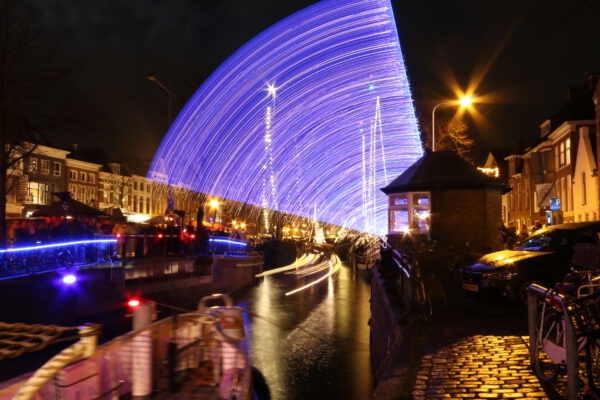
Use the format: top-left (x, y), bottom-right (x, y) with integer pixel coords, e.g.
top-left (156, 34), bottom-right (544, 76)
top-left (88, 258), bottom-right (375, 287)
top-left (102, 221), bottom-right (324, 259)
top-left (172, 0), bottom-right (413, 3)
top-left (540, 121), bottom-right (551, 137)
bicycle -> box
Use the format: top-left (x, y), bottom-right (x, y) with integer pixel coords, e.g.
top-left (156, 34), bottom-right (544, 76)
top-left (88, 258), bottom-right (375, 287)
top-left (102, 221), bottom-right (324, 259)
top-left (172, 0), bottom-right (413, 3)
top-left (530, 285), bottom-right (600, 398)
top-left (411, 240), bottom-right (446, 322)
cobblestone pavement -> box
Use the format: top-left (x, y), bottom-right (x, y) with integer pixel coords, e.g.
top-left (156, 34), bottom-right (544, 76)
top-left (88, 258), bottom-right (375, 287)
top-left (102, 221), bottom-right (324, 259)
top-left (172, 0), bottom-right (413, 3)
top-left (405, 290), bottom-right (550, 400)
top-left (411, 334), bottom-right (547, 399)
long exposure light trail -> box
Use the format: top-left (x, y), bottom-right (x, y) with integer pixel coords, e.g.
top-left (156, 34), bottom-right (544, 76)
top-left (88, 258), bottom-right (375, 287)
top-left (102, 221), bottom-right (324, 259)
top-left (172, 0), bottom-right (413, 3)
top-left (148, 0), bottom-right (422, 235)
top-left (255, 253), bottom-right (319, 277)
top-left (285, 254), bottom-right (342, 296)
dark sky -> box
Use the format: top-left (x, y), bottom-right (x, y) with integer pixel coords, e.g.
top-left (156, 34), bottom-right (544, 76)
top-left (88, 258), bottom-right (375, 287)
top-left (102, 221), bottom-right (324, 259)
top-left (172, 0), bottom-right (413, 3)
top-left (27, 0), bottom-right (600, 162)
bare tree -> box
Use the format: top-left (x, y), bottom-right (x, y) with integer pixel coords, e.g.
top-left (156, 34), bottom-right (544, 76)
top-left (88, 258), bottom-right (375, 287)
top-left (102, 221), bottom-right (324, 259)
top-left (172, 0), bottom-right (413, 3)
top-left (435, 119), bottom-right (475, 162)
top-left (0, 0), bottom-right (72, 245)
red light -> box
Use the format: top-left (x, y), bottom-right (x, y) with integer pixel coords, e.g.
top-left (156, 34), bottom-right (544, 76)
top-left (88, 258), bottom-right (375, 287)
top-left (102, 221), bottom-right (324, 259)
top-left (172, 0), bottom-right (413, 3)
top-left (116, 233), bottom-right (122, 238)
top-left (158, 233), bottom-right (163, 239)
top-left (191, 234), bottom-right (196, 239)
top-left (128, 299), bottom-right (140, 308)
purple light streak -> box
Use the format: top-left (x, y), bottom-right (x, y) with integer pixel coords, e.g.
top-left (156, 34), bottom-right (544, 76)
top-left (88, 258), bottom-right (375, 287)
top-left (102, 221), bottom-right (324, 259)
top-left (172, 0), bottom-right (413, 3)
top-left (148, 0), bottom-right (422, 234)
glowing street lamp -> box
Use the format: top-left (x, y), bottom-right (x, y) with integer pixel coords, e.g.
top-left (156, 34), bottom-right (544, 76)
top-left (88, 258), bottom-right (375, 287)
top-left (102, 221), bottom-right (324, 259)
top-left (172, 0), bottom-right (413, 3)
top-left (431, 95), bottom-right (474, 152)
top-left (210, 199), bottom-right (220, 224)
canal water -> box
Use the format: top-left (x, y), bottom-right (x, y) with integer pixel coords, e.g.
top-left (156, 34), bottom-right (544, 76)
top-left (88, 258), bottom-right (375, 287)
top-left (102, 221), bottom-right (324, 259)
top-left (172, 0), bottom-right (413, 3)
top-left (237, 263), bottom-right (373, 400)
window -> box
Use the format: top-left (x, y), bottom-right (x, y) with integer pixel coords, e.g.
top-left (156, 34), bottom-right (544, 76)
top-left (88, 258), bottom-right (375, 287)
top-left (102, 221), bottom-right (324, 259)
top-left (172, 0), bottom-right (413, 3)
top-left (41, 160), bottom-right (50, 175)
top-left (52, 162), bottom-right (61, 176)
top-left (557, 139), bottom-right (571, 168)
top-left (29, 158), bottom-right (38, 173)
top-left (582, 172), bottom-right (587, 205)
top-left (27, 182), bottom-right (49, 205)
top-left (69, 170), bottom-right (77, 180)
top-left (388, 192), bottom-right (431, 233)
top-left (80, 172), bottom-right (87, 182)
top-left (566, 138), bottom-right (571, 165)
top-left (88, 174), bottom-right (95, 183)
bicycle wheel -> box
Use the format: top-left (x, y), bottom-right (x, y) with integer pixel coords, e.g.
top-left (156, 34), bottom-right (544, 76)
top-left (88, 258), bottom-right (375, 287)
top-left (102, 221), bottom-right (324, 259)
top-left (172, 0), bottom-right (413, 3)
top-left (414, 279), bottom-right (433, 322)
top-left (57, 250), bottom-right (74, 267)
top-left (584, 336), bottom-right (600, 396)
top-left (531, 305), bottom-right (566, 382)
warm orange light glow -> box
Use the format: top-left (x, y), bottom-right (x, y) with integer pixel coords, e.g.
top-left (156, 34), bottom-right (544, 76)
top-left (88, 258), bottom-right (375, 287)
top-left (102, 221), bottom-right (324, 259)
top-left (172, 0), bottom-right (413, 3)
top-left (458, 96), bottom-right (473, 107)
top-left (210, 199), bottom-right (219, 208)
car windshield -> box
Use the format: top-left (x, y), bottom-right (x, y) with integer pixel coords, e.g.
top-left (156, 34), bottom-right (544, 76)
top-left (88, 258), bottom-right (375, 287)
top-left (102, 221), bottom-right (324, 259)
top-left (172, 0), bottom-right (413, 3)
top-left (518, 229), bottom-right (573, 251)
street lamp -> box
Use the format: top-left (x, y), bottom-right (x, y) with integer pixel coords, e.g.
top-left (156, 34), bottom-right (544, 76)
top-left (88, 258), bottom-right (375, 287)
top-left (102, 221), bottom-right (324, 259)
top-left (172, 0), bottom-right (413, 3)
top-left (210, 199), bottom-right (219, 224)
top-left (431, 95), bottom-right (474, 152)
top-left (147, 74), bottom-right (179, 214)
top-left (147, 74), bottom-right (179, 127)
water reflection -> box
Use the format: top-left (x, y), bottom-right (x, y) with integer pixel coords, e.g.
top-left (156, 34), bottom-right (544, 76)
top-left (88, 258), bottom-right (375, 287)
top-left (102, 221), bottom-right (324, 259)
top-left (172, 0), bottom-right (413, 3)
top-left (238, 261), bottom-right (373, 400)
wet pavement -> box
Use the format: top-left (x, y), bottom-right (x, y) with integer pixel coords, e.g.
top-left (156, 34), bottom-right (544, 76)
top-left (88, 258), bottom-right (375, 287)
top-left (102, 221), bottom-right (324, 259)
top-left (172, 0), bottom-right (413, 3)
top-left (407, 292), bottom-right (548, 399)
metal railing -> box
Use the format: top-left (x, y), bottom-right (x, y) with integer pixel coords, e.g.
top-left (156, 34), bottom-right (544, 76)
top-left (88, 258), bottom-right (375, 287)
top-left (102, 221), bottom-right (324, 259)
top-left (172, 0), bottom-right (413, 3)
top-left (0, 239), bottom-right (118, 278)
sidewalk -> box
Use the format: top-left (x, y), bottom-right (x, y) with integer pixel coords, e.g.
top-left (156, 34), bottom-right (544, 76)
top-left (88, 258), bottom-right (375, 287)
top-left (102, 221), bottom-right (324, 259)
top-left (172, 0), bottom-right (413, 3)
top-left (374, 287), bottom-right (549, 399)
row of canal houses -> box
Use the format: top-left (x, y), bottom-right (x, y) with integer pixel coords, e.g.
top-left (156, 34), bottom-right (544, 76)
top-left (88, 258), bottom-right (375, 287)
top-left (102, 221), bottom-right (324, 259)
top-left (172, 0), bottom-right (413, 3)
top-left (481, 72), bottom-right (600, 232)
top-left (6, 145), bottom-right (207, 224)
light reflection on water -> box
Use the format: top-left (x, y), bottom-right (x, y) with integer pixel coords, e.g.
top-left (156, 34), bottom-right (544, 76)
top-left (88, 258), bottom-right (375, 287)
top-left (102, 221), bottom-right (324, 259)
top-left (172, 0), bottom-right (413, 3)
top-left (238, 263), bottom-right (372, 400)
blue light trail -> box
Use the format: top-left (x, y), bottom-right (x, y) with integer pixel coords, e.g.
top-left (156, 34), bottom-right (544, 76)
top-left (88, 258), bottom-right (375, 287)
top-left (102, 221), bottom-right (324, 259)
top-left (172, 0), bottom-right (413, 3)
top-left (148, 0), bottom-right (422, 234)
top-left (0, 239), bottom-right (118, 253)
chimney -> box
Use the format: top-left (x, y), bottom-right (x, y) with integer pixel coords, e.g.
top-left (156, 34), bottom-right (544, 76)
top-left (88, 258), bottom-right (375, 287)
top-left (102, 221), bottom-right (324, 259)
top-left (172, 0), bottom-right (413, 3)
top-left (72, 143), bottom-right (79, 152)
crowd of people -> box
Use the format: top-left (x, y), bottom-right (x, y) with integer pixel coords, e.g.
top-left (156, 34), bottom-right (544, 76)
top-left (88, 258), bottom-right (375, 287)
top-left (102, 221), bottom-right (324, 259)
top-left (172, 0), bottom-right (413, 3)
top-left (6, 217), bottom-right (115, 244)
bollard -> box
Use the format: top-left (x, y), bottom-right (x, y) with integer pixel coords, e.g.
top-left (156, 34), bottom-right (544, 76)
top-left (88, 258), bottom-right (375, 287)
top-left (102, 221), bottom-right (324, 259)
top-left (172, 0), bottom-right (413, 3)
top-left (132, 302), bottom-right (153, 400)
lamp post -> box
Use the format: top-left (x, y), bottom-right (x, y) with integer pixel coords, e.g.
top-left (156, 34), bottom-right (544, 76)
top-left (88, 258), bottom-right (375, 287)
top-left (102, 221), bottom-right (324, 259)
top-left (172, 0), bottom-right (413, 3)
top-left (431, 96), bottom-right (473, 152)
top-left (147, 74), bottom-right (179, 128)
top-left (147, 74), bottom-right (179, 214)
top-left (210, 199), bottom-right (219, 224)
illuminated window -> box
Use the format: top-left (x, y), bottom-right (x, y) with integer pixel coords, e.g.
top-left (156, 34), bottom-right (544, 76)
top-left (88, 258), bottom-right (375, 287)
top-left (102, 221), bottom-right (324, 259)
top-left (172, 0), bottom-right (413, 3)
top-left (41, 160), bottom-right (50, 175)
top-left (27, 182), bottom-right (49, 205)
top-left (52, 162), bottom-right (61, 176)
top-left (29, 158), bottom-right (38, 172)
top-left (389, 192), bottom-right (431, 233)
top-left (582, 172), bottom-right (587, 205)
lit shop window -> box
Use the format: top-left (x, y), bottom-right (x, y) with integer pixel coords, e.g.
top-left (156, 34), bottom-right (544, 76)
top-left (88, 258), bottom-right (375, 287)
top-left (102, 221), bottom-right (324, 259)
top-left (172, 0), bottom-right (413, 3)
top-left (389, 192), bottom-right (431, 233)
top-left (28, 182), bottom-right (49, 205)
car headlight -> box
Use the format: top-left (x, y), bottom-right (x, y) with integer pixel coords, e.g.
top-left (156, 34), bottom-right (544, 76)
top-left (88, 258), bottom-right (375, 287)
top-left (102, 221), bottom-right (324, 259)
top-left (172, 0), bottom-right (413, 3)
top-left (483, 270), bottom-right (519, 280)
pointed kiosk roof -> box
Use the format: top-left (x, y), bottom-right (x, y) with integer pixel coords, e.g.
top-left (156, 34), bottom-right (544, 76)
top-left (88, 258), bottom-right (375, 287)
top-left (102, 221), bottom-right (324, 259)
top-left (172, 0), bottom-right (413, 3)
top-left (381, 151), bottom-right (507, 194)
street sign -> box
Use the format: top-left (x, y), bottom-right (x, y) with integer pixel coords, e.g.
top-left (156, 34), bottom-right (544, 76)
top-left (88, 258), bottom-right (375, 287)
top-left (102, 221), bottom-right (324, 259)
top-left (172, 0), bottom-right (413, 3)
top-left (550, 197), bottom-right (561, 211)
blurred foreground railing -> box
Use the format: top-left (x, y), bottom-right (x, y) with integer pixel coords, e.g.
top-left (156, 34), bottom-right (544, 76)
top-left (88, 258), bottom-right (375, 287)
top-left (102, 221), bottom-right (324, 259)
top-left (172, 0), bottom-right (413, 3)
top-left (0, 294), bottom-right (252, 400)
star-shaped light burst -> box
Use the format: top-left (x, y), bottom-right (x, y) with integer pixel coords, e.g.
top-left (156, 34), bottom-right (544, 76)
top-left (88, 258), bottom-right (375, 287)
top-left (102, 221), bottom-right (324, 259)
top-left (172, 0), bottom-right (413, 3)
top-left (266, 83), bottom-right (278, 99)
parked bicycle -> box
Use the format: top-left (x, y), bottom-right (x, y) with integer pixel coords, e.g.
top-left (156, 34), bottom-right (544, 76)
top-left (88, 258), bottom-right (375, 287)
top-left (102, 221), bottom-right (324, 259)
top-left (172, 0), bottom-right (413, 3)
top-left (529, 282), bottom-right (600, 399)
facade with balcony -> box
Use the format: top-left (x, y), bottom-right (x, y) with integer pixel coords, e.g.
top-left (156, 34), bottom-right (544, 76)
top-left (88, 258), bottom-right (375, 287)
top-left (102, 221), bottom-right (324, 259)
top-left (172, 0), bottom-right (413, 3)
top-left (504, 78), bottom-right (598, 231)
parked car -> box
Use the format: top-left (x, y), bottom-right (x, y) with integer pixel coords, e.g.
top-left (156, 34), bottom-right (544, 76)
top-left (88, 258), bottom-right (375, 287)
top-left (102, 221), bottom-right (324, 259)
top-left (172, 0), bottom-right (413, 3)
top-left (460, 222), bottom-right (600, 301)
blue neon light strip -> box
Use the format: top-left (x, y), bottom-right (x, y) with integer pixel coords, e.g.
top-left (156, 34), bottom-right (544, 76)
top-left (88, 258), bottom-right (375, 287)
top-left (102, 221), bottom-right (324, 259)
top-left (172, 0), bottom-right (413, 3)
top-left (0, 239), bottom-right (118, 254)
top-left (209, 238), bottom-right (248, 246)
top-left (148, 0), bottom-right (422, 234)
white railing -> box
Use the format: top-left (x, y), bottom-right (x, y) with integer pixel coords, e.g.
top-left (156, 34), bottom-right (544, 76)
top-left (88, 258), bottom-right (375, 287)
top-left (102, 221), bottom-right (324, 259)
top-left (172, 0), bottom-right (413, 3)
top-left (0, 296), bottom-right (251, 400)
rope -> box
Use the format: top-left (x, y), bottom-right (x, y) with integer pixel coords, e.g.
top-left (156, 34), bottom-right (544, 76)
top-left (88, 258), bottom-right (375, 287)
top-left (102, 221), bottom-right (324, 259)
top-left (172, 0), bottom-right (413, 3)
top-left (12, 341), bottom-right (88, 400)
top-left (0, 322), bottom-right (79, 360)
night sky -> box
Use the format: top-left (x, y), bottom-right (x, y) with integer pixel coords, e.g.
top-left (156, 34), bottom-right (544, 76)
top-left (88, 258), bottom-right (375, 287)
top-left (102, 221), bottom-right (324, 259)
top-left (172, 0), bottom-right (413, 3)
top-left (26, 0), bottom-right (600, 162)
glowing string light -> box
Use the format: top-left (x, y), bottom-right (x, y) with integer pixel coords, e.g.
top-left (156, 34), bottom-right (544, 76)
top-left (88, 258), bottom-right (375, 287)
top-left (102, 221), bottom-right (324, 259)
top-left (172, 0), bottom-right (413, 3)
top-left (148, 0), bottom-right (422, 235)
top-left (0, 239), bottom-right (117, 253)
